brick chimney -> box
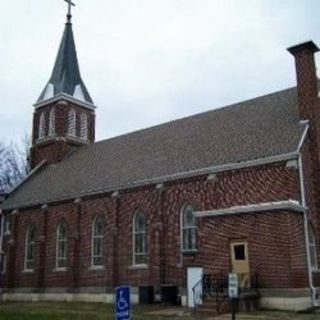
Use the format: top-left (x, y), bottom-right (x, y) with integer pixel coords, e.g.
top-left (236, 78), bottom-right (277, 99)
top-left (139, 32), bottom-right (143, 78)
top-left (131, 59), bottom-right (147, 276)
top-left (289, 42), bottom-right (320, 224)
top-left (288, 41), bottom-right (319, 121)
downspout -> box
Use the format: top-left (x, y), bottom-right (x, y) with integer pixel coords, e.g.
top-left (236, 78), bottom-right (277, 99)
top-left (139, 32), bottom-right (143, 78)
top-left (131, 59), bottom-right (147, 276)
top-left (298, 154), bottom-right (317, 306)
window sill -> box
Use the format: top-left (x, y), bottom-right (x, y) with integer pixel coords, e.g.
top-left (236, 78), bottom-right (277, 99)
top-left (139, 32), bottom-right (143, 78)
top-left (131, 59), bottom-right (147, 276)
top-left (88, 266), bottom-right (105, 271)
top-left (36, 136), bottom-right (54, 144)
top-left (53, 267), bottom-right (67, 272)
top-left (22, 269), bottom-right (34, 274)
top-left (65, 135), bottom-right (89, 143)
top-left (182, 249), bottom-right (199, 256)
top-left (129, 264), bottom-right (148, 270)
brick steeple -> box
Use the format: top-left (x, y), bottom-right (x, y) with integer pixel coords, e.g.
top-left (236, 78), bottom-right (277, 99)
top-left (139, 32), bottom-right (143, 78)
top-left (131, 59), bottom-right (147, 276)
top-left (30, 9), bottom-right (96, 169)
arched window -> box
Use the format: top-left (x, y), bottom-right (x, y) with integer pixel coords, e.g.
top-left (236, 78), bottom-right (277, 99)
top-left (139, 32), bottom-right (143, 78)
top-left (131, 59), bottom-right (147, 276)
top-left (48, 107), bottom-right (56, 136)
top-left (38, 112), bottom-right (46, 139)
top-left (133, 212), bottom-right (147, 265)
top-left (309, 224), bottom-right (318, 270)
top-left (92, 216), bottom-right (104, 267)
top-left (56, 222), bottom-right (68, 269)
top-left (80, 112), bottom-right (88, 140)
top-left (181, 204), bottom-right (197, 251)
top-left (4, 215), bottom-right (11, 235)
top-left (1, 254), bottom-right (6, 274)
top-left (67, 108), bottom-right (76, 137)
top-left (25, 226), bottom-right (36, 270)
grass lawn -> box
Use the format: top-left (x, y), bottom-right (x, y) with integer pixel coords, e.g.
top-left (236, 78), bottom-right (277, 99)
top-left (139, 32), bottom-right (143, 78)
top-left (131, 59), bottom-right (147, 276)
top-left (0, 302), bottom-right (319, 320)
top-left (0, 302), bottom-right (187, 320)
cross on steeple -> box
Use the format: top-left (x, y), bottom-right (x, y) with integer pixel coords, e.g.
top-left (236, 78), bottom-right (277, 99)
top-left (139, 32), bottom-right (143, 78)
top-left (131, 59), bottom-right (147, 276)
top-left (65, 0), bottom-right (75, 23)
top-left (37, 0), bottom-right (93, 106)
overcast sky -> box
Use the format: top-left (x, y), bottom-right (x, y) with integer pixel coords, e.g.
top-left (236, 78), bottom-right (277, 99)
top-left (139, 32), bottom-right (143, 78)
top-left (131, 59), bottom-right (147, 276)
top-left (0, 0), bottom-right (319, 145)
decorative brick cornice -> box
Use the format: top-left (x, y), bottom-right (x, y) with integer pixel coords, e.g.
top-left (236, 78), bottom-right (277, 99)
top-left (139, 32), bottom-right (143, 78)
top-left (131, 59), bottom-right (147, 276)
top-left (34, 93), bottom-right (96, 111)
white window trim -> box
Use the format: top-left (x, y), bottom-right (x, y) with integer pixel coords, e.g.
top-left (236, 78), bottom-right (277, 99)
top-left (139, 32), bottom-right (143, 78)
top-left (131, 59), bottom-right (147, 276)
top-left (309, 225), bottom-right (318, 271)
top-left (88, 265), bottom-right (105, 271)
top-left (91, 216), bottom-right (104, 267)
top-left (67, 108), bottom-right (76, 137)
top-left (4, 216), bottom-right (11, 236)
top-left (56, 223), bottom-right (68, 270)
top-left (180, 204), bottom-right (197, 253)
top-left (53, 267), bottom-right (67, 272)
top-left (132, 212), bottom-right (148, 267)
top-left (48, 107), bottom-right (56, 137)
top-left (24, 226), bottom-right (35, 272)
top-left (38, 112), bottom-right (46, 140)
top-left (80, 112), bottom-right (88, 140)
top-left (128, 264), bottom-right (148, 270)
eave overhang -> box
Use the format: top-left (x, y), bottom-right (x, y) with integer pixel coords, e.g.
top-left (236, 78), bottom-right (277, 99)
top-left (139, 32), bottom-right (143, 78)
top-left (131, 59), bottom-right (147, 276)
top-left (33, 92), bottom-right (96, 110)
top-left (195, 200), bottom-right (306, 218)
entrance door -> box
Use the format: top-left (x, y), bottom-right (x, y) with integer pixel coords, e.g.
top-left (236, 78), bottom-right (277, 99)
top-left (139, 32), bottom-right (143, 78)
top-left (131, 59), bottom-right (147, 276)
top-left (230, 241), bottom-right (250, 288)
top-left (187, 267), bottom-right (203, 308)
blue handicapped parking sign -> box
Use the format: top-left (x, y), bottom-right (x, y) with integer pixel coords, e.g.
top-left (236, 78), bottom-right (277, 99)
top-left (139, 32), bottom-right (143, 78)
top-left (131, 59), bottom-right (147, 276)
top-left (115, 286), bottom-right (131, 320)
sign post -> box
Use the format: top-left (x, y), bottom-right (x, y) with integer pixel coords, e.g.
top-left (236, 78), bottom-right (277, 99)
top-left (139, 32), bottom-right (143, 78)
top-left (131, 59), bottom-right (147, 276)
top-left (228, 273), bottom-right (239, 320)
top-left (115, 285), bottom-right (131, 320)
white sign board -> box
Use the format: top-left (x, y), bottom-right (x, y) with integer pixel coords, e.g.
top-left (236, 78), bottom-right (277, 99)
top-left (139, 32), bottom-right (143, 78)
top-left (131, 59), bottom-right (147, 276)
top-left (228, 273), bottom-right (239, 298)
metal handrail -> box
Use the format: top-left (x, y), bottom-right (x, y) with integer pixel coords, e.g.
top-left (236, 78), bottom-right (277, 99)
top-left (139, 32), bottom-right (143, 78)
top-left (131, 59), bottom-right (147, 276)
top-left (201, 272), bottom-right (260, 313)
top-left (192, 275), bottom-right (203, 310)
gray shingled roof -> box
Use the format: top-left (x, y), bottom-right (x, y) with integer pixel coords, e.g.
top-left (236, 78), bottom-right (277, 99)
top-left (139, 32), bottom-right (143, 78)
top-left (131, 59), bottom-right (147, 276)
top-left (37, 21), bottom-right (93, 104)
top-left (2, 86), bottom-right (305, 210)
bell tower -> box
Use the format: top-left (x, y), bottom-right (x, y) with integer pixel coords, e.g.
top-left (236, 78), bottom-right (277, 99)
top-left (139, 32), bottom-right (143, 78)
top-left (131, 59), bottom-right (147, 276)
top-left (30, 1), bottom-right (96, 169)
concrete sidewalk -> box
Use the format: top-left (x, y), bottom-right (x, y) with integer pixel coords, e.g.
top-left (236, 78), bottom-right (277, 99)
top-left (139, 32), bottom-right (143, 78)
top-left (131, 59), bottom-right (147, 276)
top-left (146, 307), bottom-right (320, 320)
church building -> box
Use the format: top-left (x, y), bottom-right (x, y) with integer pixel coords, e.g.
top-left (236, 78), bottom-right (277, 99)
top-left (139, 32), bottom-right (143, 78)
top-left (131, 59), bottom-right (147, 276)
top-left (0, 6), bottom-right (320, 311)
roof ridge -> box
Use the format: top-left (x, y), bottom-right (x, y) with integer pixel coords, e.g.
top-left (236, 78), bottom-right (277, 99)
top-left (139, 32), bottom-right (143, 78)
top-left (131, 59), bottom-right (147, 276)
top-left (92, 85), bottom-right (298, 147)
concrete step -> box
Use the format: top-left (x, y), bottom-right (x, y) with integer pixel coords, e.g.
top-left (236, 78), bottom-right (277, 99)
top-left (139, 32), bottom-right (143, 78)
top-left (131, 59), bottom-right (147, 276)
top-left (196, 297), bottom-right (230, 314)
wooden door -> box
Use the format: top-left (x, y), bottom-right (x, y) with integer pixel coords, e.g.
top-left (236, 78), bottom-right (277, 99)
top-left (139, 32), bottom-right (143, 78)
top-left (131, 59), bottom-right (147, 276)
top-left (230, 241), bottom-right (251, 288)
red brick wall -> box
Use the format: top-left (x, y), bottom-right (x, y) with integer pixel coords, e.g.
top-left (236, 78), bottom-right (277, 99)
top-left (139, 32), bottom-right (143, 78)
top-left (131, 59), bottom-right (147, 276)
top-left (157, 163), bottom-right (304, 288)
top-left (30, 99), bottom-right (95, 168)
top-left (44, 203), bottom-right (78, 288)
top-left (77, 197), bottom-right (116, 288)
top-left (30, 140), bottom-right (81, 168)
top-left (182, 211), bottom-right (308, 289)
top-left (301, 134), bottom-right (320, 270)
top-left (3, 161), bottom-right (308, 293)
top-left (116, 188), bottom-right (162, 287)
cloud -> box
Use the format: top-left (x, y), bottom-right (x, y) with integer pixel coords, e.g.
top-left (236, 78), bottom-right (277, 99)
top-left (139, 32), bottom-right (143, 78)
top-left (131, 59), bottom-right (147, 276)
top-left (0, 0), bottom-right (319, 144)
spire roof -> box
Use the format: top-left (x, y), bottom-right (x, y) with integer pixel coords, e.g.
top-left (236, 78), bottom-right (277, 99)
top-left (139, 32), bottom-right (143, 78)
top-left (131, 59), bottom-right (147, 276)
top-left (37, 20), bottom-right (93, 105)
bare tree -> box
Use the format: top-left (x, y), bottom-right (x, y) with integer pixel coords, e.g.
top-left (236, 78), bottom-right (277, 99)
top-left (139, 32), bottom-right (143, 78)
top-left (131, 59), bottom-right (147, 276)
top-left (0, 136), bottom-right (30, 193)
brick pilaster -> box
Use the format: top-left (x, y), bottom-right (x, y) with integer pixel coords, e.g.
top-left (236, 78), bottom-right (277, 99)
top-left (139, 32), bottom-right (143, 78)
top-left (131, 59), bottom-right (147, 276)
top-left (37, 205), bottom-right (48, 291)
